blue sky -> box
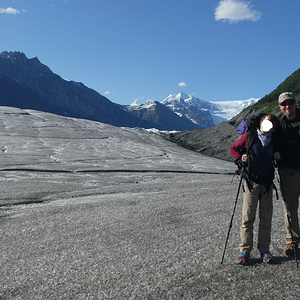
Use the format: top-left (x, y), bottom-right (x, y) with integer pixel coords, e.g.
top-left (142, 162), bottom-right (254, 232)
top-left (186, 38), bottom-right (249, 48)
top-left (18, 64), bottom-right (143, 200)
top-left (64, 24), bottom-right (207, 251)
top-left (0, 0), bottom-right (300, 105)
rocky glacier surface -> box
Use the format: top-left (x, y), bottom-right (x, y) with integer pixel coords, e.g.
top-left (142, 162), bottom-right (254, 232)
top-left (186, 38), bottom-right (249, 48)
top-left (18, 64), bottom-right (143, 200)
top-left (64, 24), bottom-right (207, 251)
top-left (0, 107), bottom-right (299, 299)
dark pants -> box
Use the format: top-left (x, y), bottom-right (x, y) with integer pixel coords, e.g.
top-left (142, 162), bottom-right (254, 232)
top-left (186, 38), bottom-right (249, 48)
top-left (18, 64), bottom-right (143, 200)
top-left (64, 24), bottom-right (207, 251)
top-left (280, 168), bottom-right (300, 245)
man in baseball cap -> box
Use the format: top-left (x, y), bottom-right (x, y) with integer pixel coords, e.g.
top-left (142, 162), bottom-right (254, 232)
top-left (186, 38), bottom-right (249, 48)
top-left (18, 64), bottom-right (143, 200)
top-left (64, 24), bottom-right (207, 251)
top-left (278, 92), bottom-right (300, 257)
top-left (278, 92), bottom-right (296, 104)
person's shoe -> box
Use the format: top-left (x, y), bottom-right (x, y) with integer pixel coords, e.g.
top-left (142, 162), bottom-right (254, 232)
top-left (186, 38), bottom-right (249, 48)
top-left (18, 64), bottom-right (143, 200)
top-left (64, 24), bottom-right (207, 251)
top-left (238, 252), bottom-right (249, 265)
top-left (285, 243), bottom-right (299, 257)
top-left (261, 252), bottom-right (274, 263)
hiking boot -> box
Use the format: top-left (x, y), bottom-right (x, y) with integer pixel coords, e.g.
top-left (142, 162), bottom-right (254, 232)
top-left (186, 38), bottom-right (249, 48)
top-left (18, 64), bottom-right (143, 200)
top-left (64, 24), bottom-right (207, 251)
top-left (285, 243), bottom-right (299, 257)
top-left (238, 252), bottom-right (249, 265)
top-left (261, 252), bottom-right (274, 263)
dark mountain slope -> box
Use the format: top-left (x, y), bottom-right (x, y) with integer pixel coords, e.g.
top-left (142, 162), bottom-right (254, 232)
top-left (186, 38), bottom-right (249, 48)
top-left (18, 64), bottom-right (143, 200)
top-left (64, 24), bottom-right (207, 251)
top-left (0, 74), bottom-right (76, 116)
top-left (0, 51), bottom-right (155, 128)
top-left (168, 121), bottom-right (240, 162)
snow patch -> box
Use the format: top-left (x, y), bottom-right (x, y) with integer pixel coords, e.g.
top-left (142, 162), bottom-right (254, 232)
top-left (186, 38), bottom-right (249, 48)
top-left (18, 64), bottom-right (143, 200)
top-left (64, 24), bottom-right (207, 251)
top-left (210, 98), bottom-right (260, 123)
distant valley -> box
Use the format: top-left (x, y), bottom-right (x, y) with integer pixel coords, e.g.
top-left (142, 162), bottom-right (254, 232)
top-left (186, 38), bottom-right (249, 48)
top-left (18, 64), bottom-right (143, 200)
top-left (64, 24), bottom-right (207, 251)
top-left (0, 51), bottom-right (258, 132)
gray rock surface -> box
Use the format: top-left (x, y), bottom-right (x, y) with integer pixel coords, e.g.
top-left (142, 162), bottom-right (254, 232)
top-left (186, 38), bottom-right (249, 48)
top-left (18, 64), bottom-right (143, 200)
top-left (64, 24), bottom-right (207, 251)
top-left (1, 107), bottom-right (300, 299)
top-left (168, 121), bottom-right (241, 162)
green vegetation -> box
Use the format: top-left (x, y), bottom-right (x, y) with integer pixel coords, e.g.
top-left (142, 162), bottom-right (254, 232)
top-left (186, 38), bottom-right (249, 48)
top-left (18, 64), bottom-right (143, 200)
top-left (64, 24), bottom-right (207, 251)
top-left (250, 100), bottom-right (281, 114)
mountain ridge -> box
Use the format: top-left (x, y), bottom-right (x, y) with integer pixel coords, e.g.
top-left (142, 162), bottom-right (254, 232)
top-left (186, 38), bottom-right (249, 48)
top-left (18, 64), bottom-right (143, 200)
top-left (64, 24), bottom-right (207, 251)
top-left (126, 100), bottom-right (201, 131)
top-left (0, 51), bottom-right (156, 129)
top-left (0, 51), bottom-right (258, 132)
top-left (127, 92), bottom-right (259, 129)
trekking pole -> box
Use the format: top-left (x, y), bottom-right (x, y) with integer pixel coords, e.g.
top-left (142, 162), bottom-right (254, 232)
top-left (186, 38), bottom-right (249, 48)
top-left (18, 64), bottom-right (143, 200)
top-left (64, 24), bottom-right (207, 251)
top-left (221, 165), bottom-right (244, 264)
top-left (275, 164), bottom-right (298, 267)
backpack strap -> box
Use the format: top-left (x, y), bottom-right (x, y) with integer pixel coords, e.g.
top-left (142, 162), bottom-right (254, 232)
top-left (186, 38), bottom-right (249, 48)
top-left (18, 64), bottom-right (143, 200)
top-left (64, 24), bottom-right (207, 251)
top-left (246, 127), bottom-right (256, 155)
top-left (243, 128), bottom-right (256, 191)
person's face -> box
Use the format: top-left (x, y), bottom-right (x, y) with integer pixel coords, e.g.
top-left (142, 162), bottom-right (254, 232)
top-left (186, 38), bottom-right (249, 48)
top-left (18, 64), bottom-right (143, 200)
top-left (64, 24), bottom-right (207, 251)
top-left (260, 119), bottom-right (273, 133)
top-left (279, 99), bottom-right (296, 119)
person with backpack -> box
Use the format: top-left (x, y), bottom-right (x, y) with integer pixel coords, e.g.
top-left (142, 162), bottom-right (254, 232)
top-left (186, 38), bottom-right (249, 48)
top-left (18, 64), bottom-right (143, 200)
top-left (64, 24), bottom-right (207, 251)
top-left (230, 114), bottom-right (280, 265)
top-left (277, 92), bottom-right (300, 257)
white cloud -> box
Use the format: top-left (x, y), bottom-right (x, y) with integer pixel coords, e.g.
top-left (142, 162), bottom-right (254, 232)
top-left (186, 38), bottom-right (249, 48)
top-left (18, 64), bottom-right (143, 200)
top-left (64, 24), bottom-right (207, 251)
top-left (215, 0), bottom-right (262, 23)
top-left (104, 91), bottom-right (111, 95)
top-left (0, 7), bottom-right (20, 15)
top-left (178, 82), bottom-right (187, 87)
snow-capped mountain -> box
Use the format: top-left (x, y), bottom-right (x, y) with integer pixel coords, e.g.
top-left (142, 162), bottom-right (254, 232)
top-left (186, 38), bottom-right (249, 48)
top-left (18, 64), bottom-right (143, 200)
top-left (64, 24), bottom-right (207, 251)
top-left (126, 100), bottom-right (200, 131)
top-left (210, 98), bottom-right (260, 125)
top-left (162, 92), bottom-right (218, 111)
top-left (163, 92), bottom-right (259, 124)
top-left (128, 92), bottom-right (259, 131)
top-left (162, 92), bottom-right (216, 128)
top-left (162, 93), bottom-right (260, 125)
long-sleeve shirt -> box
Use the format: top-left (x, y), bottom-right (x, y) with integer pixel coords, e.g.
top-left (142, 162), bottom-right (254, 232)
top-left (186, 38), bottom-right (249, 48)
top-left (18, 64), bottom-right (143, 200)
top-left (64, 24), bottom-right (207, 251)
top-left (230, 132), bottom-right (249, 162)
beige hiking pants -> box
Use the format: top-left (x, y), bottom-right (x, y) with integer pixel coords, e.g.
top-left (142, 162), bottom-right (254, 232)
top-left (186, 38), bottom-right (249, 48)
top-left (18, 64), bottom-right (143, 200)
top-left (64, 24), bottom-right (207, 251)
top-left (240, 182), bottom-right (273, 254)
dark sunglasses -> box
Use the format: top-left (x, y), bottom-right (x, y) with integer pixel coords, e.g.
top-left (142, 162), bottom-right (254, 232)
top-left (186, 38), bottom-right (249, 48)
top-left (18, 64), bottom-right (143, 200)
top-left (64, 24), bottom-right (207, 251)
top-left (280, 100), bottom-right (295, 106)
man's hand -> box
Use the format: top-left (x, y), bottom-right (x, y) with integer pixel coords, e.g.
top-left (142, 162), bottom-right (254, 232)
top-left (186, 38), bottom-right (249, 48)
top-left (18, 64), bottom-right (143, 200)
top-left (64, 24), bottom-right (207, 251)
top-left (274, 152), bottom-right (281, 160)
top-left (241, 154), bottom-right (248, 162)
